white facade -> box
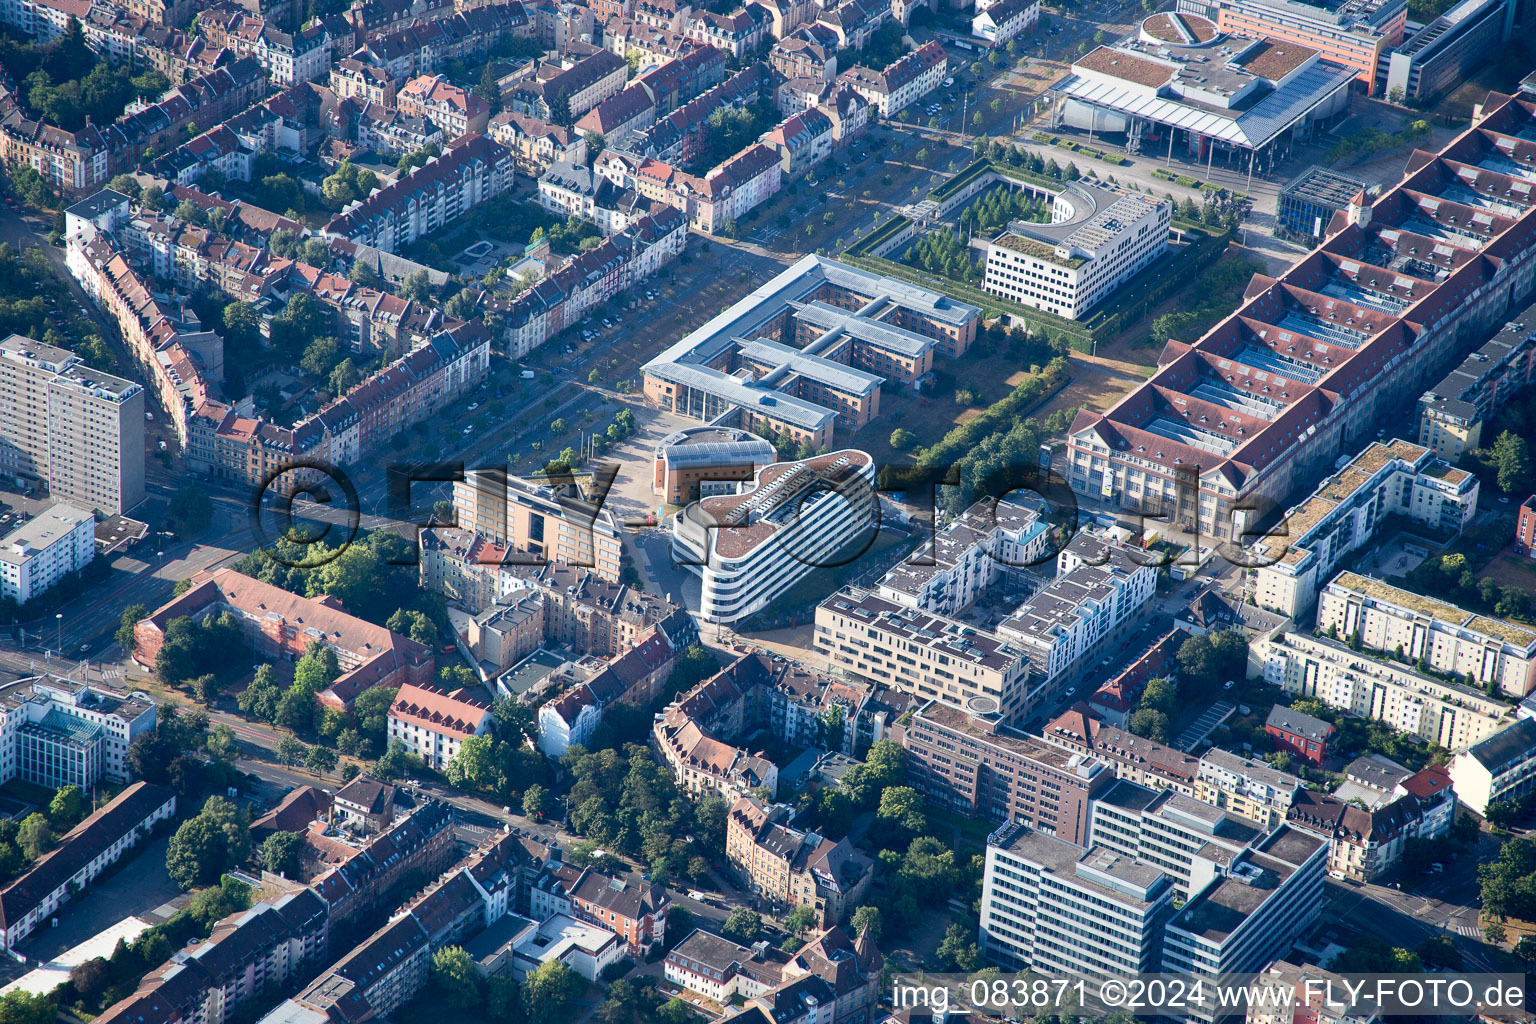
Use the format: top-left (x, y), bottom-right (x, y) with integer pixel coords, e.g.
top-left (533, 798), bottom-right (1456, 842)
top-left (876, 499), bottom-right (1052, 616)
top-left (972, 0), bottom-right (1040, 47)
top-left (982, 182), bottom-right (1170, 320)
top-left (0, 503), bottom-right (95, 605)
top-left (1254, 630), bottom-right (1515, 751)
top-left (1316, 572), bottom-right (1536, 697)
top-left (979, 822), bottom-right (1174, 976)
top-left (1162, 828), bottom-right (1328, 1023)
top-left (1250, 439), bottom-right (1479, 618)
top-left (997, 533), bottom-right (1157, 702)
top-left (1448, 717), bottom-right (1536, 815)
top-left (673, 450), bottom-right (877, 624)
top-left (512, 914), bottom-right (623, 981)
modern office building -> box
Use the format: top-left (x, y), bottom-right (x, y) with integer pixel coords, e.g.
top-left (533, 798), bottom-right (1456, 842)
top-left (1087, 778), bottom-right (1266, 898)
top-left (1254, 629), bottom-right (1516, 750)
top-left (1316, 572), bottom-right (1536, 697)
top-left (1177, 0), bottom-right (1408, 92)
top-left (981, 182), bottom-right (1170, 320)
top-left (903, 699), bottom-right (1113, 842)
top-left (651, 427), bottom-right (777, 505)
top-left (0, 334), bottom-right (144, 515)
top-left (643, 254), bottom-right (978, 448)
top-left (979, 821), bottom-right (1175, 976)
top-left (1249, 438), bottom-right (1478, 618)
top-left (1448, 716), bottom-right (1536, 814)
top-left (0, 502), bottom-right (96, 606)
top-left (0, 675), bottom-right (157, 789)
top-left (454, 473), bottom-right (626, 582)
top-left (1417, 302), bottom-right (1536, 461)
top-left (1278, 166), bottom-right (1371, 240)
top-left (1047, 14), bottom-right (1354, 171)
top-left (1067, 91), bottom-right (1536, 545)
top-left (1162, 826), bottom-right (1329, 1021)
top-left (672, 449), bottom-right (876, 625)
top-left (1381, 0), bottom-right (1506, 103)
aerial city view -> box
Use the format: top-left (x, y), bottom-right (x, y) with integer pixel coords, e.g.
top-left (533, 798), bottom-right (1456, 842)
top-left (1, 0), bottom-right (1536, 1016)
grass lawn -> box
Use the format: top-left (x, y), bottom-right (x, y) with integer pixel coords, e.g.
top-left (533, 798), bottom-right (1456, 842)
top-left (1478, 547), bottom-right (1536, 592)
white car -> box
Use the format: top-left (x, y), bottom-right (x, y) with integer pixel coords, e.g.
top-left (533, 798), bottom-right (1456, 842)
top-left (468, 402), bottom-right (479, 411)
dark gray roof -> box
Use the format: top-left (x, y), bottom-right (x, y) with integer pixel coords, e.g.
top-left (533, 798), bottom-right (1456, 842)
top-left (1266, 704), bottom-right (1334, 742)
top-left (1467, 718), bottom-right (1536, 774)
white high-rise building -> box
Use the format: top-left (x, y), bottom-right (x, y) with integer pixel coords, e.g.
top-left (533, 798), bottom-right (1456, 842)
top-left (979, 821), bottom-right (1174, 976)
top-left (0, 335), bottom-right (144, 515)
top-left (0, 502), bottom-right (95, 606)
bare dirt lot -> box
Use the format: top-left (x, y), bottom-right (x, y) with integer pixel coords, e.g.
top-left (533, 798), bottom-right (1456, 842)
top-left (1477, 548), bottom-right (1536, 592)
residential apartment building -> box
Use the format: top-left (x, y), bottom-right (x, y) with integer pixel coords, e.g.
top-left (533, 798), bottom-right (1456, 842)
top-left (387, 684), bottom-right (494, 770)
top-left (134, 568), bottom-right (434, 710)
top-left (1448, 716), bottom-right (1536, 814)
top-left (725, 796), bottom-right (872, 926)
top-left (982, 182), bottom-right (1171, 320)
top-left (95, 889), bottom-right (330, 1024)
top-left (1254, 629), bottom-right (1516, 750)
top-left (0, 674), bottom-right (157, 790)
top-left (979, 821), bottom-right (1175, 976)
top-left (1417, 304), bottom-right (1536, 461)
top-left (1316, 572), bottom-right (1536, 698)
top-left (1286, 768), bottom-right (1454, 881)
top-left (453, 473), bottom-right (625, 581)
top-left (1519, 494), bottom-right (1536, 557)
top-left (1066, 91), bottom-right (1536, 545)
top-left (876, 499), bottom-right (1052, 616)
top-left (815, 587), bottom-right (1035, 723)
top-left (0, 502), bottom-right (95, 606)
top-left (1194, 749), bottom-right (1301, 829)
top-left (398, 74), bottom-right (492, 137)
top-left (1089, 630), bottom-right (1182, 727)
top-left (1249, 438), bottom-right (1479, 618)
top-left (537, 613), bottom-right (694, 756)
top-left (972, 0), bottom-right (1039, 46)
top-left (490, 111), bottom-right (589, 174)
top-left (1043, 705), bottom-right (1202, 796)
top-left (837, 40), bottom-right (946, 117)
top-left (511, 50), bottom-right (629, 121)
top-left (324, 134), bottom-right (515, 252)
top-left (0, 782), bottom-right (176, 949)
top-left (903, 699), bottom-right (1113, 843)
top-left (673, 450), bottom-right (877, 625)
top-left (0, 334), bottom-right (144, 516)
top-left (529, 861), bottom-right (671, 954)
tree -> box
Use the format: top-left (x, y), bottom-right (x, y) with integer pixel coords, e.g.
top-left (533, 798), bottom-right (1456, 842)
top-left (305, 745), bottom-right (338, 776)
top-left (786, 904), bottom-right (817, 935)
top-left (69, 957), bottom-right (111, 1003)
top-left (522, 784), bottom-right (550, 819)
top-left (432, 946), bottom-right (485, 1011)
top-left (874, 786), bottom-right (927, 846)
top-left (48, 785), bottom-right (83, 826)
top-left (277, 734), bottom-right (307, 766)
top-left (889, 427), bottom-right (917, 451)
top-left (262, 831), bottom-right (304, 878)
top-left (1492, 430), bottom-right (1532, 493)
top-left (851, 905), bottom-right (882, 943)
top-left (1128, 708), bottom-right (1170, 743)
top-left (523, 959), bottom-right (582, 1024)
top-left (0, 990), bottom-right (56, 1024)
top-left (1516, 936), bottom-right (1536, 963)
top-left (935, 922), bottom-right (982, 971)
top-left (723, 907), bottom-right (763, 944)
top-left (400, 269), bottom-right (432, 302)
top-left (166, 796), bottom-right (249, 889)
top-left (116, 603), bottom-right (147, 650)
top-left (17, 814), bottom-right (52, 860)
top-left (293, 642), bottom-right (341, 693)
top-left (354, 686), bottom-right (397, 746)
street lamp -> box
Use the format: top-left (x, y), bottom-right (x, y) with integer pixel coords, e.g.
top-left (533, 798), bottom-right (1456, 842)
top-left (55, 612), bottom-right (62, 652)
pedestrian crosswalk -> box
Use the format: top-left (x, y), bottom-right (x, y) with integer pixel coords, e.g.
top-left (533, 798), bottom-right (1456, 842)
top-left (99, 665), bottom-right (125, 681)
top-left (1452, 923), bottom-right (1482, 938)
